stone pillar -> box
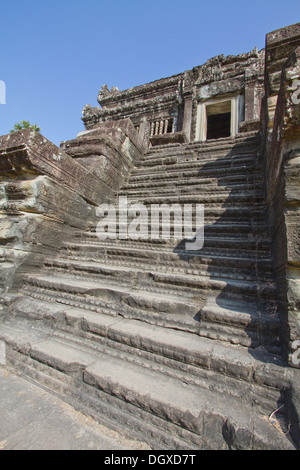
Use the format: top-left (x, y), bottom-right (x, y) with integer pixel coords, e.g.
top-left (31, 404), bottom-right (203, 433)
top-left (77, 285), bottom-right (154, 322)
top-left (138, 118), bottom-right (149, 147)
top-left (230, 95), bottom-right (240, 137)
top-left (164, 119), bottom-right (168, 134)
top-left (244, 77), bottom-right (257, 121)
top-left (195, 103), bottom-right (207, 142)
top-left (182, 97), bottom-right (193, 142)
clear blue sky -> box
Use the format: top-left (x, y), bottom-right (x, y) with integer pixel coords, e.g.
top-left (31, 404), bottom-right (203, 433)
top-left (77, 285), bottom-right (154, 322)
top-left (0, 0), bottom-right (299, 146)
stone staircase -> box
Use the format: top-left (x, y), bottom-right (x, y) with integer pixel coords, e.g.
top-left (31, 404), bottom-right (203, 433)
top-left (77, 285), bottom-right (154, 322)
top-left (0, 132), bottom-right (296, 449)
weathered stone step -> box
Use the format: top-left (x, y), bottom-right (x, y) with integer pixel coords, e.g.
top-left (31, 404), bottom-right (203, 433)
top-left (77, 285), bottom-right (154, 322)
top-left (131, 160), bottom-right (259, 180)
top-left (71, 225), bottom-right (271, 246)
top-left (42, 256), bottom-right (274, 291)
top-left (26, 274), bottom-right (280, 350)
top-left (146, 133), bottom-right (260, 156)
top-left (93, 203), bottom-right (266, 218)
top-left (122, 177), bottom-right (263, 193)
top-left (0, 305), bottom-right (286, 398)
top-left (21, 269), bottom-right (280, 352)
top-left (75, 222), bottom-right (269, 243)
top-left (125, 172), bottom-right (262, 184)
top-left (4, 347), bottom-right (201, 450)
top-left (66, 238), bottom-right (271, 264)
top-left (121, 190), bottom-right (264, 204)
top-left (59, 242), bottom-right (273, 282)
top-left (93, 215), bottom-right (266, 233)
top-left (55, 255), bottom-right (272, 289)
top-left (129, 171), bottom-right (261, 191)
top-left (137, 141), bottom-right (260, 160)
top-left (83, 357), bottom-right (285, 449)
top-left (62, 238), bottom-right (272, 260)
top-left (120, 185), bottom-right (264, 199)
top-left (146, 139), bottom-right (259, 154)
top-left (0, 312), bottom-right (293, 450)
top-left (140, 156), bottom-right (259, 174)
top-left (95, 202), bottom-right (267, 221)
top-left (23, 271), bottom-right (199, 316)
top-left (88, 217), bottom-right (268, 242)
top-left (140, 151), bottom-right (258, 168)
top-left (125, 182), bottom-right (264, 204)
top-left (3, 297), bottom-right (283, 391)
top-left (24, 257), bottom-right (278, 311)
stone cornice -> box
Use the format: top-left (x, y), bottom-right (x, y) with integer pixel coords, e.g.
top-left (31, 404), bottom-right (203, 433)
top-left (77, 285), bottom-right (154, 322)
top-left (98, 73), bottom-right (184, 108)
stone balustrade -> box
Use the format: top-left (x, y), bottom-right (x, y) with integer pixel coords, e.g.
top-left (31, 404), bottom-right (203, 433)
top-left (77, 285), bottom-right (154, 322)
top-left (150, 119), bottom-right (174, 137)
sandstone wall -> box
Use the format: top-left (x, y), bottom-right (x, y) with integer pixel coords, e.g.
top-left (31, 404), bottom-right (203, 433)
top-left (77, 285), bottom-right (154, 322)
top-left (263, 25), bottom-right (300, 367)
top-left (0, 122), bottom-right (145, 294)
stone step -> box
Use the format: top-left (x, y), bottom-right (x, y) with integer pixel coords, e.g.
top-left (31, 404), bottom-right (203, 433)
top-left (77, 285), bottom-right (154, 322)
top-left (138, 144), bottom-right (261, 180)
top-left (74, 223), bottom-right (271, 244)
top-left (23, 270), bottom-right (199, 317)
top-left (53, 255), bottom-right (272, 290)
top-left (146, 139), bottom-right (259, 154)
top-left (92, 214), bottom-right (266, 232)
top-left (38, 258), bottom-right (277, 299)
top-left (119, 190), bottom-right (264, 204)
top-left (122, 177), bottom-right (263, 193)
top-left (94, 201), bottom-right (267, 218)
top-left (124, 171), bottom-right (262, 184)
top-left (136, 141), bottom-right (260, 159)
top-left (62, 238), bottom-right (272, 260)
top-left (46, 245), bottom-right (272, 282)
top-left (126, 178), bottom-right (264, 203)
top-left (146, 133), bottom-right (260, 156)
top-left (71, 235), bottom-right (269, 255)
top-left (4, 297), bottom-right (283, 389)
top-left (59, 242), bottom-right (273, 281)
top-left (22, 279), bottom-right (279, 351)
top-left (90, 222), bottom-right (268, 243)
top-left (0, 311), bottom-right (293, 450)
top-left (75, 222), bottom-right (269, 242)
top-left (120, 185), bottom-right (264, 199)
top-left (140, 151), bottom-right (258, 167)
top-left (0, 301), bottom-right (285, 394)
top-left (20, 264), bottom-right (281, 351)
top-left (131, 160), bottom-right (260, 179)
top-left (129, 173), bottom-right (261, 191)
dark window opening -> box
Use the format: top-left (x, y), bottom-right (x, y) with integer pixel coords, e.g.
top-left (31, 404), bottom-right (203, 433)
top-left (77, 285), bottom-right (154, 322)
top-left (167, 119), bottom-right (173, 133)
top-left (206, 112), bottom-right (231, 140)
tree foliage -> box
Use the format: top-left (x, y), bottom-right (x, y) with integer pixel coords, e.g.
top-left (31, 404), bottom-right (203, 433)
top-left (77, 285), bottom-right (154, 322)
top-left (10, 120), bottom-right (41, 133)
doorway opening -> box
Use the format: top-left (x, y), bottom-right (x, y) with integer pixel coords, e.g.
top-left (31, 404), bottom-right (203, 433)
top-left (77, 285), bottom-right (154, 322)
top-left (206, 101), bottom-right (231, 140)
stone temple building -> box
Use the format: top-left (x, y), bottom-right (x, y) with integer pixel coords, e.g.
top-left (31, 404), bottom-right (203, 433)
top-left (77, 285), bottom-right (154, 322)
top-left (0, 23), bottom-right (299, 450)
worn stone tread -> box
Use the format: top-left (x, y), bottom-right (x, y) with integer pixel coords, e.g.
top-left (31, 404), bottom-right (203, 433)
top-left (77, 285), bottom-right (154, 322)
top-left (0, 315), bottom-right (294, 450)
top-left (4, 297), bottom-right (287, 388)
top-left (83, 355), bottom-right (293, 450)
top-left (23, 271), bottom-right (198, 308)
top-left (31, 260), bottom-right (276, 295)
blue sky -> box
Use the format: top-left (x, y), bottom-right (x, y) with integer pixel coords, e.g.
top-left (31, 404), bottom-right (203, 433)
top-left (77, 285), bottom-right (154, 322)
top-left (0, 0), bottom-right (299, 146)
